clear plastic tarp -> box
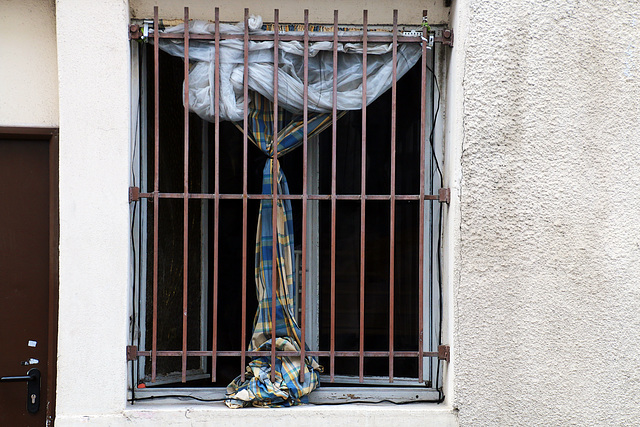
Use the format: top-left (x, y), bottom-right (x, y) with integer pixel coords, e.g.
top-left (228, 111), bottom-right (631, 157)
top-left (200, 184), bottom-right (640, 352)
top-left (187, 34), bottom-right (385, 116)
top-left (155, 18), bottom-right (422, 122)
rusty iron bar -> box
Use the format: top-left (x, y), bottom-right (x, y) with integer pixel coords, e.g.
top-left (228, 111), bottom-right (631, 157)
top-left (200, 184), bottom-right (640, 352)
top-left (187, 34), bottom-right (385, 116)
top-left (158, 32), bottom-right (428, 43)
top-left (136, 349), bottom-right (442, 358)
top-left (132, 191), bottom-right (445, 201)
top-left (270, 8), bottom-right (280, 384)
top-left (240, 7), bottom-right (250, 384)
top-left (388, 9), bottom-right (398, 384)
top-left (418, 9), bottom-right (428, 383)
top-left (359, 9), bottom-right (368, 384)
top-left (181, 6), bottom-right (190, 383)
top-left (211, 6), bottom-right (221, 383)
top-left (330, 9), bottom-right (338, 384)
top-left (151, 5), bottom-right (160, 383)
top-left (299, 8), bottom-right (309, 384)
top-left (141, 7), bottom-right (447, 386)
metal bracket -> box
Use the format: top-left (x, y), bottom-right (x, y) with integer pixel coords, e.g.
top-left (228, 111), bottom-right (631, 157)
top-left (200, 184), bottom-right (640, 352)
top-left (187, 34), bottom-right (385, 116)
top-left (437, 345), bottom-right (450, 362)
top-left (127, 345), bottom-right (138, 361)
top-left (129, 186), bottom-right (140, 203)
top-left (438, 188), bottom-right (451, 204)
top-left (129, 24), bottom-right (142, 40)
top-left (434, 29), bottom-right (454, 47)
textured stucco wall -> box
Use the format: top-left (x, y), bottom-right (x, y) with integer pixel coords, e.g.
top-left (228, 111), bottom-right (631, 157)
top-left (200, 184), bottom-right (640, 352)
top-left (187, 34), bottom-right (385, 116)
top-left (454, 0), bottom-right (640, 424)
top-left (0, 0), bottom-right (58, 127)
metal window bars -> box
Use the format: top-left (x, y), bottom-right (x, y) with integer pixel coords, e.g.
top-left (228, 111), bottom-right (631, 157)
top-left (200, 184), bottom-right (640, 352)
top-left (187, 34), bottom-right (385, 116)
top-left (129, 6), bottom-right (451, 388)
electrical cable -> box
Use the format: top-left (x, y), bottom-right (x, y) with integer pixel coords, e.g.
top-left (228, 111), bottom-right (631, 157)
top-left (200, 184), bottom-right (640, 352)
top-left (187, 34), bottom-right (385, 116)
top-left (129, 42), bottom-right (144, 405)
top-left (133, 394), bottom-right (226, 403)
top-left (427, 47), bottom-right (444, 403)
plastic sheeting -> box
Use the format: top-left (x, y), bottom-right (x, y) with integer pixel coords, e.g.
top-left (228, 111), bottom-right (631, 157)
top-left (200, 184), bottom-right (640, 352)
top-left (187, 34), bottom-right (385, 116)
top-left (156, 19), bottom-right (422, 122)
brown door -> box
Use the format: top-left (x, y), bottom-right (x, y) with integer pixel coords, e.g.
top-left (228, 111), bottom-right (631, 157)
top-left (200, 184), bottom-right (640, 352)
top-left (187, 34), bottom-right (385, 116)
top-left (0, 129), bottom-right (58, 426)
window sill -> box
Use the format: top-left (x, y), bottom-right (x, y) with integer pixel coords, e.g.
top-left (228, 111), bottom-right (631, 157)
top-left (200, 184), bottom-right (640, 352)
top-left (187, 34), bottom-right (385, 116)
top-left (124, 400), bottom-right (458, 426)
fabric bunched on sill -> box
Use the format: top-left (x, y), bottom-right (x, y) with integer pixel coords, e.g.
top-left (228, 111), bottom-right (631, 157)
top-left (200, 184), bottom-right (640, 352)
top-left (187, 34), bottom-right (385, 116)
top-left (225, 338), bottom-right (321, 408)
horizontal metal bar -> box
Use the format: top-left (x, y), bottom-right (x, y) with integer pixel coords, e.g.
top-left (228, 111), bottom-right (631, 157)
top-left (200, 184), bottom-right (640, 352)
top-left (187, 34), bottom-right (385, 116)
top-left (156, 32), bottom-right (425, 43)
top-left (134, 350), bottom-right (441, 358)
top-left (132, 387), bottom-right (441, 403)
top-left (320, 374), bottom-right (423, 387)
top-left (131, 190), bottom-right (445, 201)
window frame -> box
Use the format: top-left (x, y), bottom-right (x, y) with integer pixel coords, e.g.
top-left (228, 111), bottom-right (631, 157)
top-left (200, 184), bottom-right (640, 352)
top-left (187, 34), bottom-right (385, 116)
top-left (128, 7), bottom-right (448, 404)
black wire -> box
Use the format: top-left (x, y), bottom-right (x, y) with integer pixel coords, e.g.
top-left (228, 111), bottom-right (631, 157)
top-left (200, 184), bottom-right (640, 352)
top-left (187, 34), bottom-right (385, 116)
top-left (426, 63), bottom-right (443, 183)
top-left (132, 394), bottom-right (226, 403)
top-left (426, 47), bottom-right (444, 402)
top-left (129, 41), bottom-right (144, 404)
top-left (312, 397), bottom-right (444, 405)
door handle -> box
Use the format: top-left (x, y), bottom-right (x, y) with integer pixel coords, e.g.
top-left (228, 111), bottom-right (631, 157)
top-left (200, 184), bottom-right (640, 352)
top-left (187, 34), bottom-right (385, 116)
top-left (1, 368), bottom-right (40, 414)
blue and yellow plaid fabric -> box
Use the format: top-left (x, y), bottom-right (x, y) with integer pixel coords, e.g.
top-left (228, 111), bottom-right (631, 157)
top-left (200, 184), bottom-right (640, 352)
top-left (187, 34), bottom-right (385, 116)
top-left (226, 92), bottom-right (333, 408)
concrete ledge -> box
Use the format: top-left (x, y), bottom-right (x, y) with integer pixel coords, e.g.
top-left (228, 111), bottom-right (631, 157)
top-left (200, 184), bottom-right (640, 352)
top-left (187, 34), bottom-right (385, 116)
top-left (55, 402), bottom-right (458, 426)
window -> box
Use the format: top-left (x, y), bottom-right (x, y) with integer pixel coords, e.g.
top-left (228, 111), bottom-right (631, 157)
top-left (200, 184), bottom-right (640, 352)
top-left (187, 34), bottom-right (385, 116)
top-left (129, 6), bottom-right (448, 406)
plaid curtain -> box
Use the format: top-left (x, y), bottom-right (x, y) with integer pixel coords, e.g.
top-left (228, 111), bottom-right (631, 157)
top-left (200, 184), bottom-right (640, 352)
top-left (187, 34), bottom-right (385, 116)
top-left (226, 92), bottom-right (334, 408)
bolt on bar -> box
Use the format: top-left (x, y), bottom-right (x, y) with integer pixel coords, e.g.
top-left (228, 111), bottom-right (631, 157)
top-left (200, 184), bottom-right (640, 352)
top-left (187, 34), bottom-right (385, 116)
top-left (388, 9), bottom-right (398, 383)
top-left (359, 9), bottom-right (368, 384)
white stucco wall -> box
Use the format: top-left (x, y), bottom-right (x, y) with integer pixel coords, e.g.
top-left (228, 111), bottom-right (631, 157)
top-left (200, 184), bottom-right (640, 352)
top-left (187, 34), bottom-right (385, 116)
top-left (55, 0), bottom-right (132, 422)
top-left (0, 0), bottom-right (58, 127)
top-left (453, 0), bottom-right (640, 425)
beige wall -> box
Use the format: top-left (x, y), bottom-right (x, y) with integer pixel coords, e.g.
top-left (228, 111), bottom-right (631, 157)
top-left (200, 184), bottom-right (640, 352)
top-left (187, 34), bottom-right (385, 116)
top-left (130, 0), bottom-right (450, 25)
top-left (0, 0), bottom-right (58, 127)
top-left (453, 0), bottom-right (640, 425)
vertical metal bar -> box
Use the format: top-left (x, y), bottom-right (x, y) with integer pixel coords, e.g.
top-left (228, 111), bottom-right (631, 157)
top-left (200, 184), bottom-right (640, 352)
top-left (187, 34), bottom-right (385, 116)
top-left (418, 9), bottom-right (428, 384)
top-left (270, 9), bottom-right (280, 384)
top-left (359, 9), bottom-right (368, 384)
top-left (299, 9), bottom-right (309, 384)
top-left (388, 9), bottom-right (398, 384)
top-left (330, 9), bottom-right (338, 384)
top-left (429, 24), bottom-right (437, 387)
top-left (181, 6), bottom-right (190, 383)
top-left (139, 39), bottom-right (149, 383)
top-left (151, 5), bottom-right (159, 383)
top-left (241, 7), bottom-right (249, 384)
top-left (211, 6), bottom-right (220, 383)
